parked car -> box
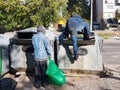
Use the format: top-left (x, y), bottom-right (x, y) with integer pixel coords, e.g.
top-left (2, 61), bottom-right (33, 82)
top-left (105, 18), bottom-right (118, 29)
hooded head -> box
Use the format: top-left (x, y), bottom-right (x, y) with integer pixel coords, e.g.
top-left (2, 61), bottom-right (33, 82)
top-left (37, 25), bottom-right (46, 34)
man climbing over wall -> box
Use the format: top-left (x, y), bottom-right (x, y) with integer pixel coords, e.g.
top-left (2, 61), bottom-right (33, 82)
top-left (59, 14), bottom-right (94, 61)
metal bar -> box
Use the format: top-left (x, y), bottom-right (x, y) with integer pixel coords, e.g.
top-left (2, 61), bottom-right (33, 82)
top-left (54, 37), bottom-right (58, 66)
top-left (63, 39), bottom-right (95, 46)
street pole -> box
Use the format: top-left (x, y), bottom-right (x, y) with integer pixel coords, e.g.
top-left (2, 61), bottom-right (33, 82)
top-left (90, 0), bottom-right (93, 31)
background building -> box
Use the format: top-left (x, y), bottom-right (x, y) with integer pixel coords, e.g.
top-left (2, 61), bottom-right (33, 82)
top-left (93, 0), bottom-right (120, 29)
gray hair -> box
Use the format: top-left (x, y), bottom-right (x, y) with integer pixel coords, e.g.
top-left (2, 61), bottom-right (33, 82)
top-left (37, 25), bottom-right (46, 34)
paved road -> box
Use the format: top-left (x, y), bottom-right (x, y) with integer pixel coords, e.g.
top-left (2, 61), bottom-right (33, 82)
top-left (102, 39), bottom-right (120, 64)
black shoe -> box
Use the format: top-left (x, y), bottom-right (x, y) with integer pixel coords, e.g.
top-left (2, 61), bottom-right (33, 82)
top-left (84, 34), bottom-right (95, 40)
top-left (74, 56), bottom-right (79, 61)
top-left (83, 36), bottom-right (90, 40)
top-left (34, 82), bottom-right (41, 88)
top-left (42, 83), bottom-right (49, 87)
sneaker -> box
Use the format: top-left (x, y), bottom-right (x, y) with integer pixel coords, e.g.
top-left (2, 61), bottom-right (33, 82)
top-left (34, 82), bottom-right (41, 88)
top-left (74, 57), bottom-right (79, 61)
top-left (89, 34), bottom-right (95, 39)
top-left (42, 83), bottom-right (49, 87)
top-left (84, 34), bottom-right (95, 40)
top-left (83, 35), bottom-right (90, 40)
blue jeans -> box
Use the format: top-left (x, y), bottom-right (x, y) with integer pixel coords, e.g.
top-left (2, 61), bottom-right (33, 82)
top-left (71, 30), bottom-right (78, 58)
top-left (79, 22), bottom-right (91, 35)
top-left (59, 22), bottom-right (91, 58)
top-left (59, 30), bottom-right (78, 58)
top-left (70, 22), bottom-right (91, 57)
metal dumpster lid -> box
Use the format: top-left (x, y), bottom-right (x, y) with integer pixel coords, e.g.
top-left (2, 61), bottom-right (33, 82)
top-left (17, 27), bottom-right (37, 33)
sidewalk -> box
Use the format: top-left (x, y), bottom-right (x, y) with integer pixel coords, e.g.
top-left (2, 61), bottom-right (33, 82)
top-left (3, 66), bottom-right (120, 90)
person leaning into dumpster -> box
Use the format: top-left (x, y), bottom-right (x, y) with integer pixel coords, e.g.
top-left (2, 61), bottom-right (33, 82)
top-left (32, 25), bottom-right (52, 88)
top-left (60, 14), bottom-right (94, 61)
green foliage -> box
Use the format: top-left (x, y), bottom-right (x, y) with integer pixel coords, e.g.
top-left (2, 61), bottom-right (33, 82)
top-left (0, 0), bottom-right (31, 30)
top-left (0, 0), bottom-right (90, 31)
top-left (67, 0), bottom-right (90, 20)
top-left (0, 0), bottom-right (67, 30)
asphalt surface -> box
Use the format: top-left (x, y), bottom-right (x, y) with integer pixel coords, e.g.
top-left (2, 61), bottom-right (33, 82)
top-left (102, 39), bottom-right (120, 65)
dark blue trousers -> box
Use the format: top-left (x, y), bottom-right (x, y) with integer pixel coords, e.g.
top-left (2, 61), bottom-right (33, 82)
top-left (34, 60), bottom-right (48, 86)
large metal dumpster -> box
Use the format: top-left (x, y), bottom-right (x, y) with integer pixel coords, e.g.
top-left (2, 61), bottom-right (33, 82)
top-left (10, 27), bottom-right (103, 74)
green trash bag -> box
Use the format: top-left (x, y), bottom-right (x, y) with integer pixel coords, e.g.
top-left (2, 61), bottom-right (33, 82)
top-left (46, 58), bottom-right (66, 86)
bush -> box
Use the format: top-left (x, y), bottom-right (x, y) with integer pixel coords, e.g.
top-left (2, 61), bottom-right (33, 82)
top-left (0, 0), bottom-right (67, 31)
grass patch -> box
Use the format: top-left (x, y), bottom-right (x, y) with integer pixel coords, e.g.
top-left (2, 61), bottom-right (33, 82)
top-left (97, 33), bottom-right (114, 37)
top-left (96, 29), bottom-right (120, 39)
top-left (96, 32), bottom-right (115, 39)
